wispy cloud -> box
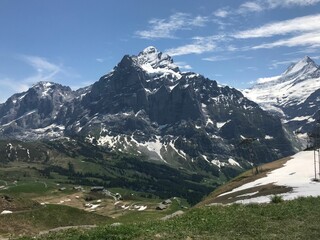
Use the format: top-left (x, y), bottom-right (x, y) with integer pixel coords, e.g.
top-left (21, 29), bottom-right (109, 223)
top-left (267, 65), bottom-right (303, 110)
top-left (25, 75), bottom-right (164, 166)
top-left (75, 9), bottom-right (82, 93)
top-left (175, 62), bottom-right (192, 70)
top-left (234, 14), bottom-right (320, 38)
top-left (256, 75), bottom-right (280, 84)
top-left (238, 2), bottom-right (264, 14)
top-left (225, 0), bottom-right (320, 15)
top-left (20, 55), bottom-right (62, 84)
top-left (213, 8), bottom-right (230, 18)
top-left (252, 31), bottom-right (320, 49)
top-left (237, 0), bottom-right (320, 14)
top-left (96, 58), bottom-right (105, 63)
top-left (232, 14), bottom-right (320, 50)
top-left (0, 55), bottom-right (74, 103)
top-left (247, 66), bottom-right (258, 71)
top-left (203, 55), bottom-right (252, 62)
top-left (267, 0), bottom-right (320, 8)
top-left (165, 36), bottom-right (223, 56)
top-left (135, 12), bottom-right (209, 39)
top-left (165, 42), bottom-right (215, 56)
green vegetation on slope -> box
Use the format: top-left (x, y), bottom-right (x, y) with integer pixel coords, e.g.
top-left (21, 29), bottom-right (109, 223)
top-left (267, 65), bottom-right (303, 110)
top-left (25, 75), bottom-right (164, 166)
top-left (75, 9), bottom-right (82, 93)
top-left (0, 204), bottom-right (107, 237)
top-left (20, 197), bottom-right (320, 240)
top-left (0, 139), bottom-right (223, 205)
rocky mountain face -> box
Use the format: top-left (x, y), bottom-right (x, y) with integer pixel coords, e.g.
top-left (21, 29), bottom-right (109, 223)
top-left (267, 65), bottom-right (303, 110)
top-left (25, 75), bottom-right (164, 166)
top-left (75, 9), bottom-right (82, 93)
top-left (0, 82), bottom-right (75, 139)
top-left (0, 47), bottom-right (295, 174)
top-left (244, 56), bottom-right (320, 140)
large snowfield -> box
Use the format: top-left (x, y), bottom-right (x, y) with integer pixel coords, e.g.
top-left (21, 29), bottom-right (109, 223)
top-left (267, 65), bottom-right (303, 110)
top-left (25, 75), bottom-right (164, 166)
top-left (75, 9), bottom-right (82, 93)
top-left (219, 150), bottom-right (320, 204)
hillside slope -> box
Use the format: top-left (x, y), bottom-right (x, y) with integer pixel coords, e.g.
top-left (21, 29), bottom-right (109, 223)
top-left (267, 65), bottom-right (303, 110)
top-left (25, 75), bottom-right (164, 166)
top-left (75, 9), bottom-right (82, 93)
top-left (199, 150), bottom-right (320, 205)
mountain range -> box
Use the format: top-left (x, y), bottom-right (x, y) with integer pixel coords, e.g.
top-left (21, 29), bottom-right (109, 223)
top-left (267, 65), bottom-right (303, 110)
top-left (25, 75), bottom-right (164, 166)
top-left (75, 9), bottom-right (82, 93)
top-left (244, 56), bottom-right (320, 142)
top-left (0, 47), bottom-right (300, 197)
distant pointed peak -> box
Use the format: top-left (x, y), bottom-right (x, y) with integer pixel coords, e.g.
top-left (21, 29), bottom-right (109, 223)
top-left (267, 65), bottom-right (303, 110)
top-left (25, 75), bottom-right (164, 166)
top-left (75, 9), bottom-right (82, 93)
top-left (298, 56), bottom-right (315, 65)
top-left (283, 56), bottom-right (318, 76)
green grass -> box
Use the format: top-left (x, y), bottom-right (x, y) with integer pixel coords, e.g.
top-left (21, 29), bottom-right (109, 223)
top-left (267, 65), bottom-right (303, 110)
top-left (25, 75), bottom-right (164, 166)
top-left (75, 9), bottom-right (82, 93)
top-left (0, 204), bottom-right (108, 237)
top-left (270, 194), bottom-right (284, 204)
top-left (21, 196), bottom-right (320, 240)
top-left (0, 182), bottom-right (50, 194)
top-left (114, 198), bottom-right (188, 224)
top-left (0, 140), bottom-right (221, 205)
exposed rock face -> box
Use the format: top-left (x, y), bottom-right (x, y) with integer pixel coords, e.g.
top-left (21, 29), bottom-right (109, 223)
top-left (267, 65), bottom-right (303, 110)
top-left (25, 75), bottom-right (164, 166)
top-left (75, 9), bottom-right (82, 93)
top-left (0, 82), bottom-right (74, 139)
top-left (0, 47), bottom-right (295, 171)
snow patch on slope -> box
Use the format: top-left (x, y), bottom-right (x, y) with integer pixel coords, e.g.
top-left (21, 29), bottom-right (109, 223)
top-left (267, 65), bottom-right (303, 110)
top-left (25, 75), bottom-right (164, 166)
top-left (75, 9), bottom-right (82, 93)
top-left (220, 151), bottom-right (320, 203)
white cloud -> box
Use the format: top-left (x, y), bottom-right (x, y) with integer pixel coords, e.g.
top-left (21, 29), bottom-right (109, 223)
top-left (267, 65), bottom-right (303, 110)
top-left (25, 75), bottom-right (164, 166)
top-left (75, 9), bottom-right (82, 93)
top-left (190, 15), bottom-right (208, 27)
top-left (256, 75), bottom-right (281, 84)
top-left (22, 55), bottom-right (60, 73)
top-left (212, 18), bottom-right (233, 30)
top-left (213, 9), bottom-right (230, 18)
top-left (165, 42), bottom-right (215, 56)
top-left (212, 0), bottom-right (320, 20)
top-left (202, 56), bottom-right (230, 62)
top-left (175, 62), bottom-right (192, 70)
top-left (267, 0), bottom-right (320, 8)
top-left (135, 13), bottom-right (208, 39)
top-left (227, 45), bottom-right (238, 51)
top-left (233, 14), bottom-right (320, 50)
top-left (203, 55), bottom-right (252, 62)
top-left (20, 55), bottom-right (62, 84)
top-left (0, 55), bottom-right (71, 103)
top-left (252, 31), bottom-right (320, 49)
top-left (234, 14), bottom-right (320, 38)
top-left (247, 66), bottom-right (258, 71)
top-left (164, 36), bottom-right (223, 56)
top-left (96, 58), bottom-right (104, 63)
top-left (235, 0), bottom-right (320, 15)
top-left (238, 2), bottom-right (264, 13)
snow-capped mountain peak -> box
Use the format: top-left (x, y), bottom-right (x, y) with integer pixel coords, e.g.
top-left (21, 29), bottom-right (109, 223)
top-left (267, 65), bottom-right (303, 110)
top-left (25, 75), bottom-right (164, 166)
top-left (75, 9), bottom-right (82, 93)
top-left (244, 56), bottom-right (320, 107)
top-left (283, 56), bottom-right (318, 77)
top-left (29, 81), bottom-right (73, 99)
top-left (135, 46), bottom-right (180, 79)
top-left (32, 81), bottom-right (55, 95)
top-left (243, 56), bottom-right (320, 138)
top-left (33, 81), bottom-right (54, 87)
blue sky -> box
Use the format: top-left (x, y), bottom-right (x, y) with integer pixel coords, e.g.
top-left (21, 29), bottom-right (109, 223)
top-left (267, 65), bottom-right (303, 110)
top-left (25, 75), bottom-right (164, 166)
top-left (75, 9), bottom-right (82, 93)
top-left (1, 0), bottom-right (320, 102)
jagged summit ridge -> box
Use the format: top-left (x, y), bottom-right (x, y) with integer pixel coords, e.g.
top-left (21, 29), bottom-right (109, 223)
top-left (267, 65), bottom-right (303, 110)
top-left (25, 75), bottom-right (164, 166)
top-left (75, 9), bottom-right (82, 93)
top-left (283, 56), bottom-right (318, 77)
top-left (136, 46), bottom-right (178, 70)
top-left (134, 46), bottom-right (181, 79)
